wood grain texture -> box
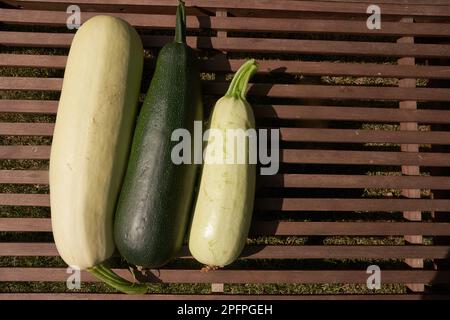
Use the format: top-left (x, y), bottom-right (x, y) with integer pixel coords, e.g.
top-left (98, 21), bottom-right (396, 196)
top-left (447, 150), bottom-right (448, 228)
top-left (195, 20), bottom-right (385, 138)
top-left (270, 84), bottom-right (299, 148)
top-left (2, 243), bottom-right (450, 259)
top-left (1, 268), bottom-right (450, 284)
top-left (2, 218), bottom-right (450, 235)
top-left (2, 33), bottom-right (450, 58)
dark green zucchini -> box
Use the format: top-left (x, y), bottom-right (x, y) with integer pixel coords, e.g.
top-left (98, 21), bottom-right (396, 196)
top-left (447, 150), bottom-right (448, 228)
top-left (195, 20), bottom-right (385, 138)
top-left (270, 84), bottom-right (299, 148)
top-left (114, 0), bottom-right (203, 268)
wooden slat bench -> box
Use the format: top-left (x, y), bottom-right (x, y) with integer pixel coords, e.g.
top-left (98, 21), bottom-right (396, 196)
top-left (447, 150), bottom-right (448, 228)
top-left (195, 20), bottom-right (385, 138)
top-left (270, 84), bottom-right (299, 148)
top-left (1, 0), bottom-right (450, 300)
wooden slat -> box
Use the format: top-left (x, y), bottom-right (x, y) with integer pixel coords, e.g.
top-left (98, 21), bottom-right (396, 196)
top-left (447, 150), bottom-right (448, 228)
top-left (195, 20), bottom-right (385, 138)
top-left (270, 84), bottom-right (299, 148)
top-left (0, 218), bottom-right (50, 232)
top-left (203, 59), bottom-right (450, 80)
top-left (0, 242), bottom-right (58, 256)
top-left (279, 128), bottom-right (450, 145)
top-left (2, 146), bottom-right (450, 167)
top-left (396, 19), bottom-right (423, 292)
top-left (261, 174), bottom-right (450, 190)
top-left (1, 243), bottom-right (450, 259)
top-left (255, 105), bottom-right (450, 124)
top-left (324, 0), bottom-right (450, 4)
top-left (0, 77), bottom-right (62, 91)
top-left (0, 54), bottom-right (67, 69)
top-left (2, 9), bottom-right (450, 37)
top-left (251, 222), bottom-right (450, 236)
top-left (0, 31), bottom-right (73, 47)
top-left (3, 54), bottom-right (450, 80)
top-left (0, 100), bottom-right (58, 114)
top-left (198, 245), bottom-right (450, 259)
top-left (2, 218), bottom-right (450, 236)
top-left (2, 33), bottom-right (450, 58)
top-left (0, 170), bottom-right (48, 184)
top-left (255, 198), bottom-right (450, 212)
top-left (206, 83), bottom-right (450, 102)
top-left (3, 77), bottom-right (450, 102)
top-left (0, 123), bottom-right (54, 136)
top-left (7, 0), bottom-right (450, 17)
top-left (3, 293), bottom-right (449, 300)
top-left (3, 100), bottom-right (450, 125)
top-left (3, 171), bottom-right (450, 190)
top-left (5, 124), bottom-right (450, 145)
top-left (0, 146), bottom-right (51, 159)
top-left (0, 193), bottom-right (49, 206)
top-left (1, 268), bottom-right (450, 284)
top-left (196, 0), bottom-right (450, 16)
top-left (1, 193), bottom-right (450, 210)
top-left (282, 149), bottom-right (450, 166)
top-left (0, 293), bottom-right (309, 300)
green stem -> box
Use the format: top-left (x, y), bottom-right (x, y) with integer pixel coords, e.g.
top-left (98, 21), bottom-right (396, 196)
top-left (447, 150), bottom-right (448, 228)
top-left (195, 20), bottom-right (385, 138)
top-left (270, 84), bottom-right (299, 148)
top-left (225, 59), bottom-right (258, 100)
top-left (96, 265), bottom-right (133, 285)
top-left (174, 0), bottom-right (186, 43)
top-left (97, 264), bottom-right (141, 287)
top-left (88, 264), bottom-right (148, 295)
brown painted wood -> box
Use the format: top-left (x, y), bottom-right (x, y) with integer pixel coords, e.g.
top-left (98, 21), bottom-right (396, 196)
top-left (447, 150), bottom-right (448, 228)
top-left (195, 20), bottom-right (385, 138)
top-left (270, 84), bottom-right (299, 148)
top-left (251, 222), bottom-right (450, 236)
top-left (0, 123), bottom-right (54, 136)
top-left (0, 100), bottom-right (58, 114)
top-left (3, 293), bottom-right (449, 300)
top-left (5, 124), bottom-right (450, 145)
top-left (0, 242), bottom-right (58, 256)
top-left (2, 146), bottom-right (450, 167)
top-left (205, 83), bottom-right (450, 102)
top-left (2, 33), bottom-right (450, 58)
top-left (201, 245), bottom-right (450, 259)
top-left (0, 77), bottom-right (62, 91)
top-left (2, 9), bottom-right (450, 37)
top-left (202, 59), bottom-right (450, 80)
top-left (323, 0), bottom-right (450, 4)
top-left (3, 99), bottom-right (450, 125)
top-left (0, 146), bottom-right (51, 159)
top-left (0, 170), bottom-right (48, 184)
top-left (3, 54), bottom-right (450, 80)
top-left (2, 243), bottom-right (450, 259)
top-left (261, 174), bottom-right (450, 190)
top-left (0, 193), bottom-right (49, 206)
top-left (3, 170), bottom-right (450, 190)
top-left (0, 54), bottom-right (67, 69)
top-left (2, 218), bottom-right (450, 236)
top-left (255, 198), bottom-right (450, 212)
top-left (2, 193), bottom-right (450, 211)
top-left (3, 77), bottom-right (450, 102)
top-left (0, 218), bottom-right (50, 232)
top-left (282, 149), bottom-right (450, 166)
top-left (1, 268), bottom-right (450, 284)
top-left (278, 128), bottom-right (450, 145)
top-left (396, 19), bottom-right (424, 292)
top-left (1, 0), bottom-right (212, 15)
top-left (255, 105), bottom-right (450, 124)
top-left (7, 0), bottom-right (450, 17)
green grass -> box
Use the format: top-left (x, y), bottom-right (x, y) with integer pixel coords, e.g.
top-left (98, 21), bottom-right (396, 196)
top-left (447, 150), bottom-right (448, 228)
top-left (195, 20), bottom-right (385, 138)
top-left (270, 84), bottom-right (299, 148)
top-left (0, 206), bottom-right (50, 218)
top-left (0, 160), bottom-right (49, 170)
top-left (0, 66), bottom-right (63, 78)
top-left (225, 283), bottom-right (407, 295)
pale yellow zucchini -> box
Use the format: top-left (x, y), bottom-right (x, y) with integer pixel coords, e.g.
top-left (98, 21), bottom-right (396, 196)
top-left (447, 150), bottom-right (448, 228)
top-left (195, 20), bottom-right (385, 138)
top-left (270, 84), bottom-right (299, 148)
top-left (50, 15), bottom-right (143, 271)
top-left (188, 60), bottom-right (258, 267)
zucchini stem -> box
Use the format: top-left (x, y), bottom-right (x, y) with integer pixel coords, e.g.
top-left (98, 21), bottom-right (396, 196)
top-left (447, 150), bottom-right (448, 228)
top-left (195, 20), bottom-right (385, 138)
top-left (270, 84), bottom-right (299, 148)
top-left (175, 0), bottom-right (186, 44)
top-left (225, 59), bottom-right (258, 100)
top-left (88, 264), bottom-right (148, 295)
